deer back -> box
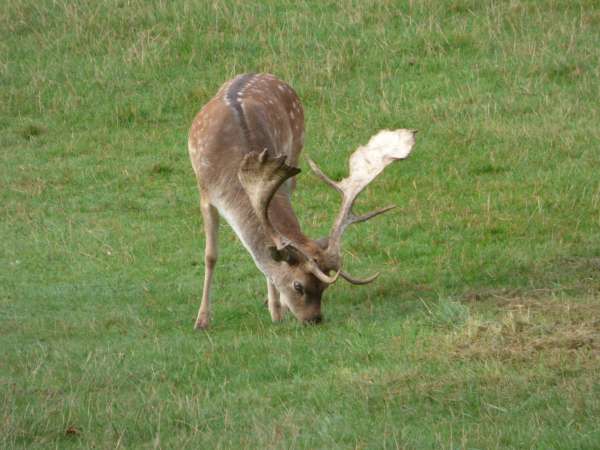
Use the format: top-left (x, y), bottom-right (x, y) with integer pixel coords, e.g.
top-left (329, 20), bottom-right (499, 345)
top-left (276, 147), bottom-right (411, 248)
top-left (189, 73), bottom-right (304, 171)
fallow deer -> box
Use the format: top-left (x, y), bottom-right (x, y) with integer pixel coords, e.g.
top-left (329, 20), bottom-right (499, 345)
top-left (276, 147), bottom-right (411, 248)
top-left (188, 73), bottom-right (416, 329)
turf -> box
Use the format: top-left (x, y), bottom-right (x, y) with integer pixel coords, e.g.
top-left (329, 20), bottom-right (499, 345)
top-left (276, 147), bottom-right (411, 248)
top-left (1, 0), bottom-right (600, 448)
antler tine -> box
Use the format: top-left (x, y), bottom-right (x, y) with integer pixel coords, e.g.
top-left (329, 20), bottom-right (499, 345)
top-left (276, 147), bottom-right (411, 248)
top-left (307, 158), bottom-right (343, 194)
top-left (307, 262), bottom-right (341, 284)
top-left (354, 204), bottom-right (396, 222)
top-left (340, 270), bottom-right (379, 285)
top-left (283, 245), bottom-right (342, 285)
top-left (343, 204), bottom-right (397, 228)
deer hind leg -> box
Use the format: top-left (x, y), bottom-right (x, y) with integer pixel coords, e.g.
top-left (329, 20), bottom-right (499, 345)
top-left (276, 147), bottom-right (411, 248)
top-left (195, 198), bottom-right (219, 330)
top-left (267, 280), bottom-right (287, 322)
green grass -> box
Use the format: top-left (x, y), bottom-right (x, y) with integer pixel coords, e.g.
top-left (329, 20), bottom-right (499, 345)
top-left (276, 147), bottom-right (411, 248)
top-left (2, 0), bottom-right (600, 448)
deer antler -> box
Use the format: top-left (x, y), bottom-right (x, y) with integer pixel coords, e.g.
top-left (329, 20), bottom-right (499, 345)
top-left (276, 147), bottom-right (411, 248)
top-left (308, 129), bottom-right (417, 284)
top-left (239, 149), bottom-right (299, 250)
top-left (238, 149), bottom-right (339, 284)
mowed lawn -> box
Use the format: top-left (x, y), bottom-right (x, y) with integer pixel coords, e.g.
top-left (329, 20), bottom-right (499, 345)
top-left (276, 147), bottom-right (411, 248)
top-left (2, 0), bottom-right (600, 448)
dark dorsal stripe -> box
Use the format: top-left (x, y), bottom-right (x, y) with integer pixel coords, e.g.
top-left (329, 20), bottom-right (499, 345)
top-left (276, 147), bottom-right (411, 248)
top-left (226, 73), bottom-right (257, 152)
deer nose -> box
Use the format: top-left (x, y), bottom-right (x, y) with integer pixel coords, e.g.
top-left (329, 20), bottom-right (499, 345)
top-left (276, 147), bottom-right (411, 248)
top-left (304, 314), bottom-right (323, 325)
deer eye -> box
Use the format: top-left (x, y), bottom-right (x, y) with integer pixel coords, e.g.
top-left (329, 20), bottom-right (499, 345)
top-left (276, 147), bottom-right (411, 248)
top-left (293, 281), bottom-right (304, 294)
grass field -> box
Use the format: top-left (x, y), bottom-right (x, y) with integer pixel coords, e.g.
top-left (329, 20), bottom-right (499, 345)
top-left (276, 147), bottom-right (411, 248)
top-left (2, 0), bottom-right (600, 448)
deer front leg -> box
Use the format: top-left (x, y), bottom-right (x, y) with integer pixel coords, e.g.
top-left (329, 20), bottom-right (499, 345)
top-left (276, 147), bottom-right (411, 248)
top-left (195, 199), bottom-right (219, 330)
top-left (267, 280), bottom-right (286, 322)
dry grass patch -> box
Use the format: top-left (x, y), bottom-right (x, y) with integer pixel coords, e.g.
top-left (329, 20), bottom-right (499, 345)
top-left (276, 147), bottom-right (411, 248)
top-left (448, 295), bottom-right (600, 363)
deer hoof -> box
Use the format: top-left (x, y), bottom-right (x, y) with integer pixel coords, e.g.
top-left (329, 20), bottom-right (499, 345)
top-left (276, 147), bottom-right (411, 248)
top-left (194, 317), bottom-right (210, 330)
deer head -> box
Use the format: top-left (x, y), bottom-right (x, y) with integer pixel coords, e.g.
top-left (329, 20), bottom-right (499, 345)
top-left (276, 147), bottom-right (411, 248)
top-left (238, 129), bottom-right (417, 323)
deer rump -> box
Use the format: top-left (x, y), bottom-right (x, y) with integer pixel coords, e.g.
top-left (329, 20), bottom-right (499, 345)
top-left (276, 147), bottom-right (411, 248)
top-left (188, 73), bottom-right (416, 329)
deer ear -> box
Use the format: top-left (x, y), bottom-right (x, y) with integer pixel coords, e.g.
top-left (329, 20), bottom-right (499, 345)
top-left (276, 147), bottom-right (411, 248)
top-left (269, 246), bottom-right (299, 265)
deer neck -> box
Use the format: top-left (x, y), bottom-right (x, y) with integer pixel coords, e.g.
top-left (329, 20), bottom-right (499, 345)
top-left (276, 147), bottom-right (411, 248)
top-left (215, 188), bottom-right (311, 277)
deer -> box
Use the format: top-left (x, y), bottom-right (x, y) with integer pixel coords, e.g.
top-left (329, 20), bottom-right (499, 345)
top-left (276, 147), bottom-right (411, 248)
top-left (188, 73), bottom-right (416, 329)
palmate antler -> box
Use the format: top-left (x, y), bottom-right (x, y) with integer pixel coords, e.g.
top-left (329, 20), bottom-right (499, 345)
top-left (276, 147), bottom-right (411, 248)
top-left (238, 149), bottom-right (340, 284)
top-left (308, 129), bottom-right (417, 284)
top-left (238, 150), bottom-right (299, 251)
